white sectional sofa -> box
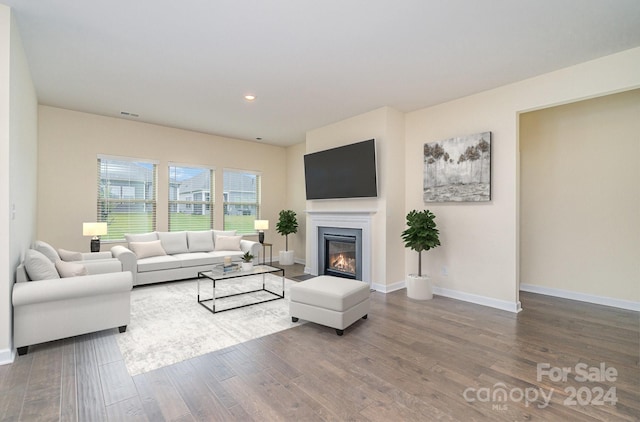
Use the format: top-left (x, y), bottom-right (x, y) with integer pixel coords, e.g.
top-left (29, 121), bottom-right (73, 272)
top-left (111, 230), bottom-right (261, 286)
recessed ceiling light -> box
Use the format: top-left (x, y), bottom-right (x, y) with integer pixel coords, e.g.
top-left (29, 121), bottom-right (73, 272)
top-left (244, 95), bottom-right (256, 101)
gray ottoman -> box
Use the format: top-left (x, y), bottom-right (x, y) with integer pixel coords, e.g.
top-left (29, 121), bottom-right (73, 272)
top-left (290, 275), bottom-right (370, 335)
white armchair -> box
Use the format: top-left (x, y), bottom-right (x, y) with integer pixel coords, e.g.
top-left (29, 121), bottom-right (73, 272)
top-left (12, 246), bottom-right (133, 356)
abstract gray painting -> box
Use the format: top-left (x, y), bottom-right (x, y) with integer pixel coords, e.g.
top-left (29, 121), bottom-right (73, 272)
top-left (423, 132), bottom-right (491, 202)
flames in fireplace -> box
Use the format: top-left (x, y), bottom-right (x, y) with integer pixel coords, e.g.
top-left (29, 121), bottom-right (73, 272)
top-left (329, 253), bottom-right (356, 275)
top-left (326, 238), bottom-right (357, 277)
top-left (319, 227), bottom-right (363, 281)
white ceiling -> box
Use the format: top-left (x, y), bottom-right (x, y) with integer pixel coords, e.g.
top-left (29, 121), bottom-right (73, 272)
top-left (5, 0), bottom-right (640, 146)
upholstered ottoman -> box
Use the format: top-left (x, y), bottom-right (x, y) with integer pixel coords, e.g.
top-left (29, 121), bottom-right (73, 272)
top-left (290, 276), bottom-right (370, 335)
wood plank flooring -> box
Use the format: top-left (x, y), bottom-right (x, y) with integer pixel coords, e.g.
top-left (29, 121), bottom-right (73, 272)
top-left (1, 264), bottom-right (638, 421)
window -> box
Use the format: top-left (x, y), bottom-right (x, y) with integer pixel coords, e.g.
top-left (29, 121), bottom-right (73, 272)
top-left (223, 169), bottom-right (261, 234)
top-left (169, 164), bottom-right (215, 231)
top-left (98, 156), bottom-right (157, 241)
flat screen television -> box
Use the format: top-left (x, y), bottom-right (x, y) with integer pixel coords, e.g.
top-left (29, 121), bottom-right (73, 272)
top-left (304, 139), bottom-right (378, 200)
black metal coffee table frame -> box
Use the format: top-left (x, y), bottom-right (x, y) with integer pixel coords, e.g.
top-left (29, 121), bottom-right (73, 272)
top-left (197, 265), bottom-right (285, 314)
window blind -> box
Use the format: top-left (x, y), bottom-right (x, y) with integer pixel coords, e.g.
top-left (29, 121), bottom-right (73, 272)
top-left (168, 164), bottom-right (215, 231)
top-left (97, 156), bottom-right (157, 241)
top-left (223, 169), bottom-right (261, 234)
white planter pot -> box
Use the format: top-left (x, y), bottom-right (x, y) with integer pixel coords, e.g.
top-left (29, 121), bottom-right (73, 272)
top-left (241, 262), bottom-right (253, 271)
top-left (406, 274), bottom-right (433, 300)
top-left (279, 250), bottom-right (295, 265)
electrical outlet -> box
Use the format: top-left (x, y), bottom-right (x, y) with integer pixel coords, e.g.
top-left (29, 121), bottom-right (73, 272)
top-left (441, 266), bottom-right (448, 277)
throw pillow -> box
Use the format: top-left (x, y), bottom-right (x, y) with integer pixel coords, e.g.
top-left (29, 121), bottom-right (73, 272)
top-left (158, 231), bottom-right (189, 254)
top-left (125, 232), bottom-right (158, 245)
top-left (213, 230), bottom-right (236, 247)
top-left (58, 248), bottom-right (83, 262)
top-left (33, 240), bottom-right (60, 263)
top-left (55, 260), bottom-right (88, 277)
top-left (129, 240), bottom-right (167, 259)
top-left (214, 235), bottom-right (242, 251)
top-left (24, 249), bottom-right (60, 281)
top-left (187, 230), bottom-right (214, 252)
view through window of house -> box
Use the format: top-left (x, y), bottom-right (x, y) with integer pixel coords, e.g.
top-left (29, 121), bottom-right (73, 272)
top-left (169, 164), bottom-right (214, 231)
top-left (223, 169), bottom-right (261, 234)
top-left (98, 156), bottom-right (157, 241)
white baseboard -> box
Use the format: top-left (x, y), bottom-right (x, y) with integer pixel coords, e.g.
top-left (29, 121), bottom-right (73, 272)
top-left (373, 279), bottom-right (521, 313)
top-left (0, 348), bottom-right (15, 366)
top-left (270, 258), bottom-right (305, 266)
top-left (520, 284), bottom-right (640, 311)
top-left (432, 286), bottom-right (522, 313)
top-left (306, 274), bottom-right (521, 312)
top-left (371, 280), bottom-right (405, 293)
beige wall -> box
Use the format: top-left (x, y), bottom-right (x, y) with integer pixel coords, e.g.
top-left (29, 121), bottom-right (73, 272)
top-left (0, 4), bottom-right (10, 361)
top-left (380, 107), bottom-right (406, 286)
top-left (285, 142), bottom-right (307, 262)
top-left (37, 106), bottom-right (289, 256)
top-left (405, 47), bottom-right (640, 310)
top-left (405, 94), bottom-right (520, 307)
top-left (1, 6), bottom-right (38, 362)
top-left (305, 106), bottom-right (406, 289)
top-left (520, 89), bottom-right (640, 302)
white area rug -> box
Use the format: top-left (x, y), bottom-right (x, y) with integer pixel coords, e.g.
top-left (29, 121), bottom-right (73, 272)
top-left (116, 274), bottom-right (302, 376)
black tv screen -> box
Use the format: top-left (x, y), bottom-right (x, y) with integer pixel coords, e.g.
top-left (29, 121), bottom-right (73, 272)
top-left (304, 139), bottom-right (378, 200)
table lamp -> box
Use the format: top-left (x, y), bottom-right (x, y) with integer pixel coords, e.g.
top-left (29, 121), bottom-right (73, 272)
top-left (254, 220), bottom-right (269, 244)
top-left (83, 222), bottom-right (108, 252)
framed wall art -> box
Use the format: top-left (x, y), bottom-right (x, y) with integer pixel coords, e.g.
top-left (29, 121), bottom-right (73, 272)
top-left (423, 131), bottom-right (491, 202)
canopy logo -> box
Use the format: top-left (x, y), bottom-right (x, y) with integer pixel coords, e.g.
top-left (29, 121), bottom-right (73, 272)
top-left (462, 361), bottom-right (618, 411)
top-left (462, 383), bottom-right (553, 409)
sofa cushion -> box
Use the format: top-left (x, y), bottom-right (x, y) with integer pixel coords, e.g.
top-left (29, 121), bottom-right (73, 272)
top-left (58, 248), bottom-right (83, 262)
top-left (209, 251), bottom-right (244, 262)
top-left (213, 230), bottom-right (236, 246)
top-left (82, 259), bottom-right (122, 275)
top-left (125, 232), bottom-right (158, 244)
top-left (187, 230), bottom-right (214, 252)
top-left (173, 252), bottom-right (217, 267)
top-left (137, 255), bottom-right (181, 272)
top-left (55, 260), bottom-right (89, 277)
top-left (129, 240), bottom-right (167, 259)
top-left (24, 249), bottom-right (60, 281)
top-left (158, 231), bottom-right (189, 254)
top-left (33, 240), bottom-right (60, 263)
top-left (214, 235), bottom-right (242, 251)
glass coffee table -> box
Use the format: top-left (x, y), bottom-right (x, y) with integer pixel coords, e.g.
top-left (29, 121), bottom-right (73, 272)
top-left (197, 264), bottom-right (285, 314)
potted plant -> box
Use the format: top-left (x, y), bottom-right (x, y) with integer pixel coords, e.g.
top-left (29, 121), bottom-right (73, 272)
top-left (401, 209), bottom-right (441, 300)
top-left (241, 251), bottom-right (255, 271)
top-left (276, 209), bottom-right (298, 265)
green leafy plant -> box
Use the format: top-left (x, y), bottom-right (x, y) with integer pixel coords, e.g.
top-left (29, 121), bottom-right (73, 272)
top-left (401, 209), bottom-right (441, 276)
top-left (242, 251), bottom-right (254, 263)
top-left (276, 210), bottom-right (298, 251)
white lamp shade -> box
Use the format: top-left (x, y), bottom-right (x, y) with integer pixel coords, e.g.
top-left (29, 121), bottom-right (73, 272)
top-left (254, 220), bottom-right (269, 231)
top-left (83, 222), bottom-right (108, 237)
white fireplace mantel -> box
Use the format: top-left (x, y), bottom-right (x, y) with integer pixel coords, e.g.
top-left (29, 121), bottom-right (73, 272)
top-left (305, 210), bottom-right (377, 216)
top-left (305, 210), bottom-right (376, 284)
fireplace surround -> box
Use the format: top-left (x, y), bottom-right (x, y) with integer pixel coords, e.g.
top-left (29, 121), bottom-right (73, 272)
top-left (319, 227), bottom-right (362, 280)
top-left (306, 210), bottom-right (375, 285)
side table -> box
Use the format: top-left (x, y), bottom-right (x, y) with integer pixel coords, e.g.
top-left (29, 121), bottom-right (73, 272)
top-left (260, 242), bottom-right (273, 265)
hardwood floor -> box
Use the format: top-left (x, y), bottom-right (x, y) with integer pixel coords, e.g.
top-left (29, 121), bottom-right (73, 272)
top-left (1, 264), bottom-right (638, 421)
